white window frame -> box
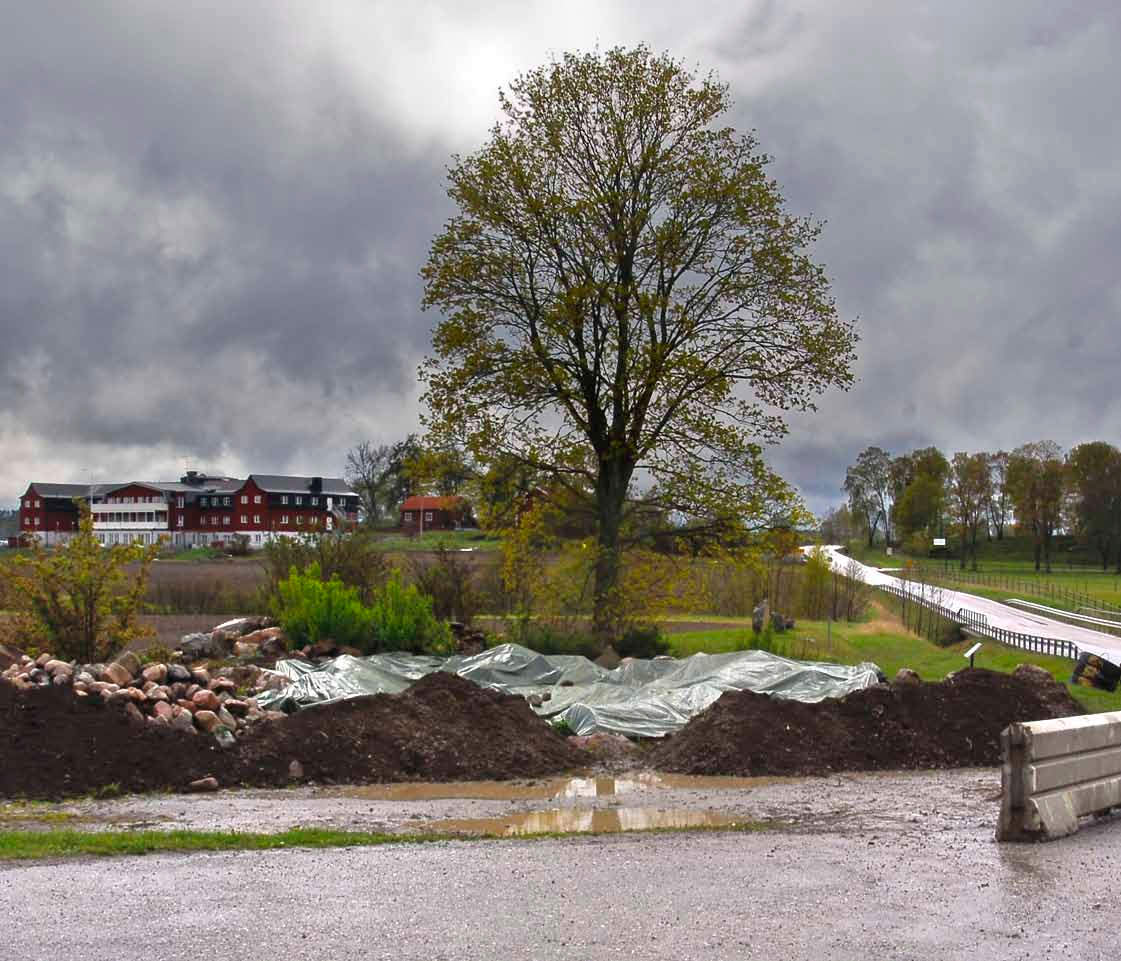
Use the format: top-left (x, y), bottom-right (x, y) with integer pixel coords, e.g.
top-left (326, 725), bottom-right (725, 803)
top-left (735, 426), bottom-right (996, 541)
top-left (281, 514), bottom-right (289, 524)
top-left (253, 515), bottom-right (260, 524)
top-left (223, 516), bottom-right (231, 526)
top-left (425, 511), bottom-right (433, 522)
top-left (240, 515), bottom-right (248, 524)
top-left (177, 516), bottom-right (184, 528)
top-left (404, 512), bottom-right (413, 522)
top-left (241, 495), bottom-right (248, 504)
top-left (281, 495), bottom-right (289, 505)
top-left (254, 495), bottom-right (262, 504)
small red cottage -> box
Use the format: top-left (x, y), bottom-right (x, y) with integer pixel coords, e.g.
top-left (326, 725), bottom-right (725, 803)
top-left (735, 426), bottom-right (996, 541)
top-left (399, 496), bottom-right (471, 534)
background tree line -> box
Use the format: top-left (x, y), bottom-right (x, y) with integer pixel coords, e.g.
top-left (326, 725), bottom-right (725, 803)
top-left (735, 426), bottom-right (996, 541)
top-left (834, 440), bottom-right (1121, 573)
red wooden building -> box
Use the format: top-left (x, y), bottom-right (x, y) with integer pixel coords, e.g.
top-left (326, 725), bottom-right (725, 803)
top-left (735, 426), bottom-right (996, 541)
top-left (15, 472), bottom-right (359, 549)
top-left (399, 495), bottom-right (472, 534)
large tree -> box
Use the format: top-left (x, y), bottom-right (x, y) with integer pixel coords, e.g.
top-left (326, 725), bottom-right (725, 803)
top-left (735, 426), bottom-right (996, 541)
top-left (1007, 440), bottom-right (1066, 573)
top-left (844, 446), bottom-right (893, 546)
top-left (421, 46), bottom-right (857, 641)
top-left (947, 451), bottom-right (991, 570)
top-left (1067, 441), bottom-right (1121, 571)
top-left (985, 450), bottom-right (1011, 540)
top-left (890, 446), bottom-right (950, 540)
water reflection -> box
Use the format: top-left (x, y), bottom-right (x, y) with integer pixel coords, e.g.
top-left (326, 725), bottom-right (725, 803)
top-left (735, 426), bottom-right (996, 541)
top-left (422, 806), bottom-right (743, 836)
top-left (337, 772), bottom-right (783, 802)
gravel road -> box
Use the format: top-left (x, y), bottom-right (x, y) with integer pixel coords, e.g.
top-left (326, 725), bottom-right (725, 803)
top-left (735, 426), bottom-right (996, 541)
top-left (3, 768), bottom-right (1119, 960)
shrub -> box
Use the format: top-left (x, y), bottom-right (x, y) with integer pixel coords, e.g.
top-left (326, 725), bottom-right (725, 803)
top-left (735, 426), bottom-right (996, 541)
top-left (369, 572), bottom-right (452, 654)
top-left (615, 623), bottom-right (670, 659)
top-left (409, 545), bottom-right (480, 624)
top-left (1, 503), bottom-right (160, 663)
top-left (261, 531), bottom-right (388, 607)
top-left (515, 623), bottom-right (601, 658)
top-left (273, 563), bottom-right (374, 649)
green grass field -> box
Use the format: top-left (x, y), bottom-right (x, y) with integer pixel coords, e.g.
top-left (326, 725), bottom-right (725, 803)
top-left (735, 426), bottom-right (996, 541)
top-left (667, 607), bottom-right (1121, 714)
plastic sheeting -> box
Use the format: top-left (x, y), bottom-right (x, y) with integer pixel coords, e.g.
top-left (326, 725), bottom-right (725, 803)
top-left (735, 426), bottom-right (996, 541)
top-left (256, 643), bottom-right (883, 738)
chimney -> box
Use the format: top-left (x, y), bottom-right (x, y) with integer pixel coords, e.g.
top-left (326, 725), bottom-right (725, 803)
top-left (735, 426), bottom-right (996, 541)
top-left (311, 477), bottom-right (323, 494)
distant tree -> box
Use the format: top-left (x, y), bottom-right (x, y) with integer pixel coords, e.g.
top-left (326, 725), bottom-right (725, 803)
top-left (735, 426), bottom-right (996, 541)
top-left (1007, 440), bottom-right (1066, 573)
top-left (844, 447), bottom-right (893, 546)
top-left (890, 446), bottom-right (949, 540)
top-left (985, 450), bottom-right (1011, 540)
top-left (1067, 441), bottom-right (1121, 571)
top-left (421, 46), bottom-right (857, 643)
top-left (947, 452), bottom-right (991, 570)
top-left (345, 435), bottom-right (421, 525)
top-left (818, 504), bottom-right (863, 545)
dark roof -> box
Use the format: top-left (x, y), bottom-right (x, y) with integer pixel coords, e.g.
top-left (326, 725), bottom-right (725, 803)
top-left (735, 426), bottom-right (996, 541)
top-left (248, 475), bottom-right (355, 496)
top-left (28, 483), bottom-right (115, 499)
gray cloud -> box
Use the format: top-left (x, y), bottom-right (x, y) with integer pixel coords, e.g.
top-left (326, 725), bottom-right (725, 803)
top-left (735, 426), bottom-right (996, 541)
top-left (2, 1), bottom-right (1120, 514)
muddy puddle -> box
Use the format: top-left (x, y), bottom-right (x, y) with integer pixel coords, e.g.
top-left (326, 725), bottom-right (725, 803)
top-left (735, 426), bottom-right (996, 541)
top-left (419, 806), bottom-right (746, 836)
top-left (335, 772), bottom-right (786, 802)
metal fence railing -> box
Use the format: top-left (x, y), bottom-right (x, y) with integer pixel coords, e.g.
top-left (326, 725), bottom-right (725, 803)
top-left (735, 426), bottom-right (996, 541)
top-left (878, 583), bottom-right (1081, 661)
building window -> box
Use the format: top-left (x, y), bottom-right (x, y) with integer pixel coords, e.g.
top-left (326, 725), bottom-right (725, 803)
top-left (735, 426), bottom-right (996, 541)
top-left (311, 497), bottom-right (318, 506)
top-left (200, 517), bottom-right (207, 526)
top-left (241, 495), bottom-right (248, 504)
top-left (425, 512), bottom-right (433, 522)
top-left (309, 515), bottom-right (318, 525)
top-left (295, 496), bottom-right (303, 505)
top-left (34, 500), bottom-right (41, 508)
top-left (240, 515), bottom-right (248, 524)
top-left (254, 495), bottom-right (261, 504)
top-left (223, 497), bottom-right (231, 506)
top-left (280, 495), bottom-right (288, 505)
top-left (34, 518), bottom-right (40, 526)
top-left (253, 515), bottom-right (260, 524)
top-left (24, 518), bottom-right (31, 526)
top-left (281, 514), bottom-right (289, 525)
top-left (223, 516), bottom-right (231, 525)
top-left (23, 499), bottom-right (30, 508)
top-left (404, 512), bottom-right (413, 522)
top-left (201, 497), bottom-right (209, 507)
top-left (177, 497), bottom-right (184, 508)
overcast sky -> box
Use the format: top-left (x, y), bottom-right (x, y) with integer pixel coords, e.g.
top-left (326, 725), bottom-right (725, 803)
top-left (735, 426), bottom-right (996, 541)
top-left (2, 1), bottom-right (1118, 513)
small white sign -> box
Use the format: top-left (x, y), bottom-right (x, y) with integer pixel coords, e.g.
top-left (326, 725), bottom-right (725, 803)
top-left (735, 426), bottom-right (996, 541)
top-left (964, 642), bottom-right (982, 659)
top-left (933, 537), bottom-right (947, 547)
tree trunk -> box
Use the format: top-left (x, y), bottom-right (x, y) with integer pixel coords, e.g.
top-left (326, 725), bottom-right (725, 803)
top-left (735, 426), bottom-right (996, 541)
top-left (591, 458), bottom-right (631, 647)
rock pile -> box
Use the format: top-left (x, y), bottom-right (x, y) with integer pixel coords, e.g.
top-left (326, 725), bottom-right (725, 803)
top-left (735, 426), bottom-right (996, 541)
top-left (1, 650), bottom-right (285, 741)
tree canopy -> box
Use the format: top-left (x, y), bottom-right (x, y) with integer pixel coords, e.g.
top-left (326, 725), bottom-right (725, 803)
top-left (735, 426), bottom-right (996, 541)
top-left (421, 46), bottom-right (857, 640)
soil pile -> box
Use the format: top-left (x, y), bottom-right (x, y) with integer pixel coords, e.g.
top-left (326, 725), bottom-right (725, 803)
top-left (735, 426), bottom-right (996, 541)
top-left (651, 667), bottom-right (1083, 777)
top-left (0, 681), bottom-right (230, 799)
top-left (1, 673), bottom-right (584, 798)
top-left (234, 672), bottom-right (585, 786)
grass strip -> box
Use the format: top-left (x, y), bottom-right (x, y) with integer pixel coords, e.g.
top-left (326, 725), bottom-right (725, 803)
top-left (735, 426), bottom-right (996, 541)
top-left (0, 821), bottom-right (767, 861)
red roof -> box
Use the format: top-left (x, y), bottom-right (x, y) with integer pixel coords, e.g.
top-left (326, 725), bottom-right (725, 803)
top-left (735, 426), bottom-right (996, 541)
top-left (401, 496), bottom-right (466, 511)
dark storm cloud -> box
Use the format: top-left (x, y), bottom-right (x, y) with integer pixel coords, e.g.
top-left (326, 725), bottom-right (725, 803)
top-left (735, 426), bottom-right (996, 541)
top-left (2, 1), bottom-right (1120, 512)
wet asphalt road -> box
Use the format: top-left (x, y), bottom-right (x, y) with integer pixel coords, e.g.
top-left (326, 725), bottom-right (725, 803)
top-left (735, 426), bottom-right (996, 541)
top-left (3, 805), bottom-right (1119, 960)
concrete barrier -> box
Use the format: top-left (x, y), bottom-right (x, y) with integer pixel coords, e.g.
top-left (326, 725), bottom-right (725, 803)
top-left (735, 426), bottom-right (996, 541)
top-left (998, 711), bottom-right (1121, 841)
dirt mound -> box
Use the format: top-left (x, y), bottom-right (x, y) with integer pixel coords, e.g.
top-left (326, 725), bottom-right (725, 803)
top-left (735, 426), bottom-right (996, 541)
top-left (0, 682), bottom-right (230, 799)
top-left (651, 668), bottom-right (1084, 777)
top-left (234, 672), bottom-right (585, 786)
top-left (1, 673), bottom-right (585, 798)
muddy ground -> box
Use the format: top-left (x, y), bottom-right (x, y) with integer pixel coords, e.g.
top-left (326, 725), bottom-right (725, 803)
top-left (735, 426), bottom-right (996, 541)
top-left (1, 767), bottom-right (999, 837)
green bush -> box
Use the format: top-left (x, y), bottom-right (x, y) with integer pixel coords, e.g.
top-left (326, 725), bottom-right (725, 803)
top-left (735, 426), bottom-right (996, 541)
top-left (370, 573), bottom-right (452, 654)
top-left (515, 623), bottom-right (601, 658)
top-left (273, 563), bottom-right (374, 649)
top-left (615, 623), bottom-right (670, 659)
